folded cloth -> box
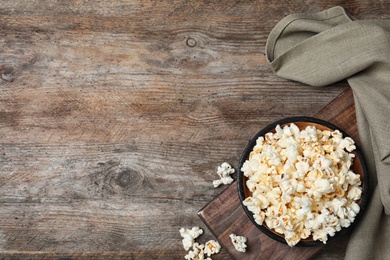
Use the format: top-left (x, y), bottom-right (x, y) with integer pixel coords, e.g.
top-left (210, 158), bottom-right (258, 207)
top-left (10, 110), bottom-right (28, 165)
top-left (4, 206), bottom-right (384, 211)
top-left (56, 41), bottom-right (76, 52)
top-left (265, 6), bottom-right (390, 260)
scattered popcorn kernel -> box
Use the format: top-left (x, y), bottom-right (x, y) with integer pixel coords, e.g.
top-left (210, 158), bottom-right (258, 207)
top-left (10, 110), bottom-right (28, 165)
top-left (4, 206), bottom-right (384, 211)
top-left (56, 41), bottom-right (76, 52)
top-left (204, 240), bottom-right (221, 257)
top-left (180, 227), bottom-right (203, 251)
top-left (229, 233), bottom-right (248, 253)
top-left (213, 162), bottom-right (235, 187)
top-left (185, 243), bottom-right (205, 260)
top-left (180, 227), bottom-right (222, 259)
top-left (241, 123), bottom-right (362, 246)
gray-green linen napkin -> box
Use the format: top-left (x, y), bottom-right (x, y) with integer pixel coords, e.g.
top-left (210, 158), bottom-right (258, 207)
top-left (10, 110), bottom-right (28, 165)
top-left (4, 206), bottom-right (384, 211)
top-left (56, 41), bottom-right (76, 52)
top-left (266, 6), bottom-right (390, 259)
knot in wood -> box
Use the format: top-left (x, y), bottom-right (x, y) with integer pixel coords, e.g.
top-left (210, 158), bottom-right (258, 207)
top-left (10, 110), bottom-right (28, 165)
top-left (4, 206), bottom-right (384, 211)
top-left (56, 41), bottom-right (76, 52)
top-left (108, 167), bottom-right (144, 195)
top-left (1, 66), bottom-right (16, 82)
top-left (186, 37), bottom-right (197, 48)
top-left (94, 163), bottom-right (144, 196)
top-left (116, 169), bottom-right (133, 188)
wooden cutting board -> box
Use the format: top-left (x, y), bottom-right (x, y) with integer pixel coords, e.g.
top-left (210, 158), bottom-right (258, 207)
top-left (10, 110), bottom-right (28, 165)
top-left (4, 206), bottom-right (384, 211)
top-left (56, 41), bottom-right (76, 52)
top-left (198, 87), bottom-right (358, 260)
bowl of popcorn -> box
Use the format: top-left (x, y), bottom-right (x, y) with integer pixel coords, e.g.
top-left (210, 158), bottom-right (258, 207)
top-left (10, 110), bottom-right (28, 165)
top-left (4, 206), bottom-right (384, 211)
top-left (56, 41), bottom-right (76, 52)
top-left (237, 117), bottom-right (369, 247)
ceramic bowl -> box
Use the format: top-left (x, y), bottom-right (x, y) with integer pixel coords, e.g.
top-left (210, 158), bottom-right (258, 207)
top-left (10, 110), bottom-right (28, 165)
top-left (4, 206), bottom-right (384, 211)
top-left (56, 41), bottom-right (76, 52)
top-left (237, 116), bottom-right (370, 246)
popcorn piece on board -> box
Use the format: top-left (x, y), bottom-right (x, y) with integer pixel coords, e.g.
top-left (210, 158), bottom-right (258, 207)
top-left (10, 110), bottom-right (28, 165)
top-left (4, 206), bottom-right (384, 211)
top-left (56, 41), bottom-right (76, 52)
top-left (241, 123), bottom-right (362, 246)
top-left (213, 162), bottom-right (235, 187)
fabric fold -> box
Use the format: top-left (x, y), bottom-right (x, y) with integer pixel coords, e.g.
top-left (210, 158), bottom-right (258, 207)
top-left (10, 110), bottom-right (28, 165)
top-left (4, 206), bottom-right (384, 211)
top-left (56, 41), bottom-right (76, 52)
top-left (265, 6), bottom-right (390, 259)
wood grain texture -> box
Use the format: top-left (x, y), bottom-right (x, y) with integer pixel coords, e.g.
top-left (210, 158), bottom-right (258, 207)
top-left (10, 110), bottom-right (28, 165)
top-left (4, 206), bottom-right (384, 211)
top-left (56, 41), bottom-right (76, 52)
top-left (0, 1), bottom-right (388, 259)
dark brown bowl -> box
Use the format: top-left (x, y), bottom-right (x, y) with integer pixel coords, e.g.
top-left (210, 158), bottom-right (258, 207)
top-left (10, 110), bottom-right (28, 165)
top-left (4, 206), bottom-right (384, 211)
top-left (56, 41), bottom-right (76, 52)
top-left (237, 116), bottom-right (370, 246)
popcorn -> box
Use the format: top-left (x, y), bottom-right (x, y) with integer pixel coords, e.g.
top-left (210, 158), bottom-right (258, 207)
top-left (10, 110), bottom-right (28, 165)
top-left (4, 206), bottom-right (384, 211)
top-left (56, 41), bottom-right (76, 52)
top-left (213, 162), bottom-right (235, 187)
top-left (204, 240), bottom-right (221, 257)
top-left (185, 243), bottom-right (205, 260)
top-left (295, 196), bottom-right (312, 218)
top-left (347, 186), bottom-right (362, 200)
top-left (180, 227), bottom-right (221, 259)
top-left (180, 227), bottom-right (203, 251)
top-left (241, 123), bottom-right (362, 246)
top-left (229, 233), bottom-right (247, 253)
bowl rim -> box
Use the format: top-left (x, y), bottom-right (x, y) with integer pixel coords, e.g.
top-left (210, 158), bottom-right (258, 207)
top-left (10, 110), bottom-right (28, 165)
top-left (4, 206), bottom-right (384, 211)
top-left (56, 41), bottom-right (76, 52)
top-left (237, 116), bottom-right (370, 247)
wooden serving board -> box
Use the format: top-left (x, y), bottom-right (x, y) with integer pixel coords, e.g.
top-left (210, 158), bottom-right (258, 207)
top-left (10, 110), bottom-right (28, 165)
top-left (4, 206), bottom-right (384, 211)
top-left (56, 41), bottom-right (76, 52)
top-left (198, 87), bottom-right (358, 260)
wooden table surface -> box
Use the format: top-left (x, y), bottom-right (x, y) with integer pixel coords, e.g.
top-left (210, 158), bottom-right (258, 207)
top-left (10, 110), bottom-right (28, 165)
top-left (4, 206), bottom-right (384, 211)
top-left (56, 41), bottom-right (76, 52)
top-left (1, 1), bottom-right (389, 259)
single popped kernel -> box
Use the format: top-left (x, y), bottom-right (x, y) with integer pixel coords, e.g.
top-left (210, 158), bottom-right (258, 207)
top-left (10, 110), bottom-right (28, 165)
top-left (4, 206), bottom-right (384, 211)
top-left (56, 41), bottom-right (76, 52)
top-left (213, 162), bottom-right (235, 187)
top-left (229, 233), bottom-right (247, 253)
top-left (185, 243), bottom-right (205, 260)
top-left (180, 227), bottom-right (203, 251)
top-left (204, 240), bottom-right (221, 256)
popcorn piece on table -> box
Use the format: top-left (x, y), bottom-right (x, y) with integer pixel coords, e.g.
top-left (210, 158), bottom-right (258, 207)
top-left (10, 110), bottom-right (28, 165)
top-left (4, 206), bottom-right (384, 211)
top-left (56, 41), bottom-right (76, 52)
top-left (185, 243), bottom-right (205, 260)
top-left (213, 162), bottom-right (235, 187)
top-left (204, 240), bottom-right (221, 257)
top-left (229, 233), bottom-right (247, 253)
top-left (180, 226), bottom-right (203, 251)
top-left (180, 227), bottom-right (221, 259)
